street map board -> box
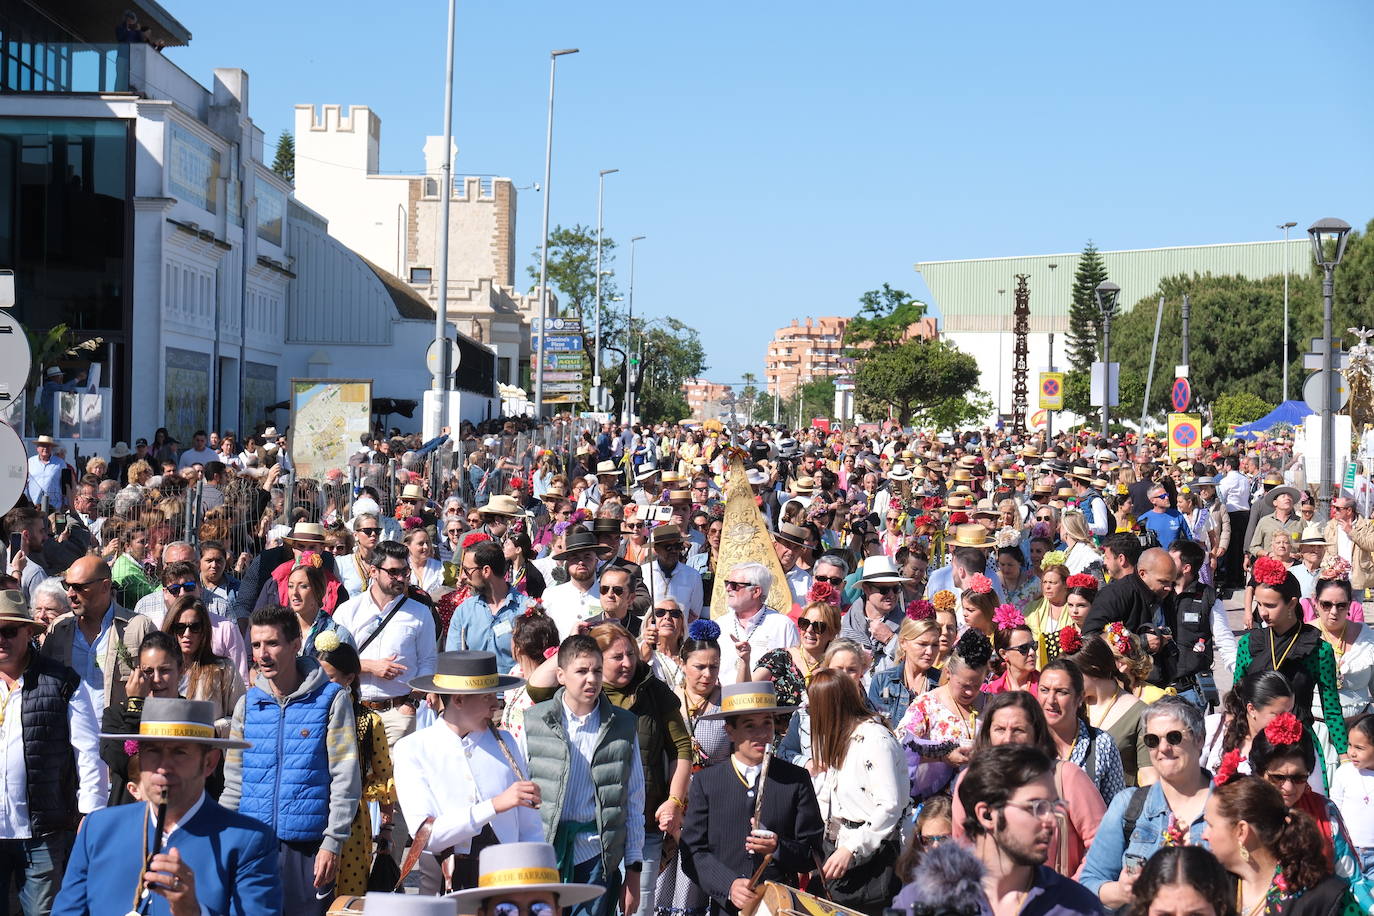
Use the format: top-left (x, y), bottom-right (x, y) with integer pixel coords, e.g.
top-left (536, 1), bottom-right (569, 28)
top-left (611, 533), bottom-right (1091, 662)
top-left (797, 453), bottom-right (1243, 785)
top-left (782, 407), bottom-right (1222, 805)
top-left (289, 379), bottom-right (372, 480)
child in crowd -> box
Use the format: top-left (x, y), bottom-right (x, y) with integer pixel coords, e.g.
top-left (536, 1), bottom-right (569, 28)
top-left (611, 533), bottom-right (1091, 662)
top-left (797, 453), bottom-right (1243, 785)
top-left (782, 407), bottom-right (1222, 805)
top-left (1331, 713), bottom-right (1374, 879)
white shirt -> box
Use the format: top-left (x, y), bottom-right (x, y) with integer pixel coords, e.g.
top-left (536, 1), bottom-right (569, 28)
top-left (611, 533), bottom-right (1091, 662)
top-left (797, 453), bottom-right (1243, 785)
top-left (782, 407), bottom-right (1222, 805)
top-left (393, 721), bottom-right (543, 854)
top-left (1217, 470), bottom-right (1253, 512)
top-left (410, 558), bottom-right (444, 594)
top-left (639, 559), bottom-right (704, 619)
top-left (0, 670), bottom-right (107, 839)
top-left (336, 551), bottom-right (371, 599)
top-left (784, 566), bottom-right (813, 607)
top-left (177, 447), bottom-right (219, 470)
top-left (332, 590), bottom-right (437, 701)
top-left (542, 579), bottom-right (603, 641)
top-left (1332, 763), bottom-right (1374, 847)
top-left (716, 607), bottom-right (799, 686)
top-left (810, 719), bottom-right (907, 862)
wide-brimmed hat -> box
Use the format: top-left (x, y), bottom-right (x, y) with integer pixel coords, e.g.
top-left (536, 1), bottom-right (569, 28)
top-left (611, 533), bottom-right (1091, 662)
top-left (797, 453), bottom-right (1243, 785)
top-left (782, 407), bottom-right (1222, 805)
top-left (445, 842), bottom-right (604, 909)
top-left (32, 435), bottom-right (58, 447)
top-left (409, 651), bottom-right (524, 695)
top-left (110, 441), bottom-right (131, 459)
top-left (1055, 487), bottom-right (1076, 500)
top-left (595, 460), bottom-right (620, 477)
top-left (775, 522), bottom-right (810, 548)
top-left (650, 524), bottom-right (683, 546)
top-left (635, 466), bottom-right (661, 483)
top-left (948, 523), bottom-right (995, 549)
top-left (858, 555), bottom-right (912, 584)
top-left (478, 495), bottom-right (524, 517)
top-left (972, 499), bottom-right (998, 518)
top-left (1020, 447), bottom-right (1042, 460)
top-left (262, 426), bottom-right (280, 439)
top-left (700, 682), bottom-right (793, 721)
top-left (745, 468), bottom-right (768, 487)
top-left (1262, 472), bottom-right (1285, 487)
top-left (591, 517), bottom-right (622, 536)
top-left (100, 697), bottom-right (251, 749)
top-left (1267, 485), bottom-right (1302, 504)
top-left (950, 468), bottom-right (973, 483)
top-left (400, 483), bottom-right (425, 502)
top-left (666, 489), bottom-right (693, 503)
top-left (942, 494), bottom-right (971, 512)
top-left (539, 484), bottom-right (568, 502)
top-left (1296, 524), bottom-right (1329, 547)
top-left (283, 522), bottom-right (327, 546)
top-left (0, 590), bottom-right (37, 629)
top-left (1068, 465), bottom-right (1095, 481)
top-left (553, 530), bottom-right (613, 561)
top-left (1090, 477), bottom-right (1111, 490)
top-left (789, 476), bottom-right (818, 495)
top-left (887, 462), bottom-right (914, 481)
top-left (660, 471), bottom-right (684, 485)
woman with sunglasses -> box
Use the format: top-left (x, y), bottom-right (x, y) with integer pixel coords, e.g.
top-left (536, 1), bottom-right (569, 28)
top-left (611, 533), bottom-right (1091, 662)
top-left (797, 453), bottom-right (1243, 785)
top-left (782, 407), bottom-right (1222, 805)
top-left (1025, 563), bottom-right (1071, 668)
top-left (640, 599), bottom-right (686, 689)
top-left (161, 595), bottom-right (243, 735)
top-left (986, 611), bottom-right (1039, 695)
top-left (897, 630), bottom-right (992, 801)
top-left (1311, 574), bottom-right (1374, 727)
top-left (1038, 655), bottom-right (1127, 805)
top-left (1080, 697), bottom-right (1212, 909)
top-left (1235, 558), bottom-right (1347, 791)
top-left (868, 616), bottom-right (942, 725)
top-left (753, 600), bottom-right (841, 707)
top-left (949, 691), bottom-right (1105, 878)
top-left (1248, 712), bottom-right (1374, 912)
top-left (622, 512), bottom-right (651, 564)
top-left (1070, 634), bottom-right (1150, 787)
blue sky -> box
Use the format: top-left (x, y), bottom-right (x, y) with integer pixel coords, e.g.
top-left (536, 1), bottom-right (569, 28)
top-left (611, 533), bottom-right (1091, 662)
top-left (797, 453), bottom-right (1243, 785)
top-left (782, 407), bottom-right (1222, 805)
top-left (173, 1), bottom-right (1374, 388)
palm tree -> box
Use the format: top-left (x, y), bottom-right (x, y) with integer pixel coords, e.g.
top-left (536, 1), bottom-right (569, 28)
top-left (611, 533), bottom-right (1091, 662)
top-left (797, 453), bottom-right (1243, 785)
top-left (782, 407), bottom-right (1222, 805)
top-left (24, 324), bottom-right (103, 434)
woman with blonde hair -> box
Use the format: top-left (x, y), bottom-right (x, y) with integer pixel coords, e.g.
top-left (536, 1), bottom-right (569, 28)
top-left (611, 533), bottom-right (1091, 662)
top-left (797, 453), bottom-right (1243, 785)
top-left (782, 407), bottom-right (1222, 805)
top-left (1060, 510), bottom-right (1104, 579)
top-left (754, 599), bottom-right (842, 707)
top-left (639, 598), bottom-right (687, 688)
top-left (868, 614), bottom-right (942, 724)
top-left (808, 668), bottom-right (906, 914)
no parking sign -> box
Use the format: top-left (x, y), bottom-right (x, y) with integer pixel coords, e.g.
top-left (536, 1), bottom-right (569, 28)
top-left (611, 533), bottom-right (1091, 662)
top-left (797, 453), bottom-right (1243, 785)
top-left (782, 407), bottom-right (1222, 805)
top-left (1167, 413), bottom-right (1201, 462)
top-left (1039, 373), bottom-right (1064, 410)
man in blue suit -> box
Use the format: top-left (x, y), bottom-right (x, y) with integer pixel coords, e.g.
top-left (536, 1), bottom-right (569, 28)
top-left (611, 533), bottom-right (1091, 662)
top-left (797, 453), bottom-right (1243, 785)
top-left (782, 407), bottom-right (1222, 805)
top-left (52, 697), bottom-right (281, 916)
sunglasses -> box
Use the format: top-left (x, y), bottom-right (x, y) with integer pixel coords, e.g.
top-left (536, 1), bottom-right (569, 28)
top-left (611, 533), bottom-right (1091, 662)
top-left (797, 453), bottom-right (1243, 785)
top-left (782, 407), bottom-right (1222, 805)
top-left (61, 578), bottom-right (109, 592)
top-left (166, 581), bottom-right (198, 596)
top-left (872, 584), bottom-right (901, 595)
top-left (355, 527), bottom-right (382, 536)
top-left (1143, 730), bottom-right (1186, 749)
top-left (813, 575), bottom-right (844, 586)
top-left (171, 621), bottom-right (204, 635)
top-left (1035, 514), bottom-right (1053, 521)
top-left (1318, 600), bottom-right (1352, 612)
top-left (797, 618), bottom-right (829, 634)
top-left (1265, 771), bottom-right (1311, 788)
top-left (491, 902), bottom-right (556, 916)
top-left (0, 625), bottom-right (26, 640)
top-left (601, 585), bottom-right (627, 596)
top-left (652, 606), bottom-right (683, 619)
top-left (723, 580), bottom-right (756, 591)
top-left (1005, 642), bottom-right (1037, 656)
top-left (375, 565), bottom-right (409, 579)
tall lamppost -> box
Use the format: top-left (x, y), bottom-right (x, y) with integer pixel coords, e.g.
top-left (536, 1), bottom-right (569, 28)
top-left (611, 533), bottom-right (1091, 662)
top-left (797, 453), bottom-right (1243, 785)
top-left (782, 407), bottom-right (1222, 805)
top-left (593, 168), bottom-right (618, 412)
top-left (1308, 217), bottom-right (1352, 520)
top-left (430, 0), bottom-right (457, 436)
top-left (1046, 262), bottom-right (1057, 443)
top-left (624, 235), bottom-right (646, 423)
top-left (1279, 220), bottom-right (1297, 402)
top-left (1095, 280), bottom-right (1120, 438)
top-left (533, 47), bottom-right (579, 419)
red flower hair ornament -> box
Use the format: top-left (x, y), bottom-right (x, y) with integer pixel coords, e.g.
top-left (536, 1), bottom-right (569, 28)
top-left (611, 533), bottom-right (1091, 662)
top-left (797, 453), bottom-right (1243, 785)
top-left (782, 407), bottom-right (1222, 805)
top-left (993, 604), bottom-right (1025, 631)
top-left (966, 574), bottom-right (994, 595)
top-left (1057, 626), bottom-right (1083, 655)
top-left (1065, 573), bottom-right (1098, 591)
top-left (906, 599), bottom-right (935, 622)
top-left (1105, 621), bottom-right (1134, 657)
top-left (808, 580), bottom-right (841, 607)
top-left (1264, 711), bottom-right (1305, 746)
top-left (462, 531), bottom-right (493, 550)
top-left (1215, 748), bottom-right (1244, 785)
top-left (948, 512), bottom-right (970, 526)
top-left (1252, 556), bottom-right (1290, 588)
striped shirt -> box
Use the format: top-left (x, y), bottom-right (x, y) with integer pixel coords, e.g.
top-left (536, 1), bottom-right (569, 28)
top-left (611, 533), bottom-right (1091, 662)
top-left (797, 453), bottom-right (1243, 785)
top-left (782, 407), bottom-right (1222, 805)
top-left (560, 698), bottom-right (646, 867)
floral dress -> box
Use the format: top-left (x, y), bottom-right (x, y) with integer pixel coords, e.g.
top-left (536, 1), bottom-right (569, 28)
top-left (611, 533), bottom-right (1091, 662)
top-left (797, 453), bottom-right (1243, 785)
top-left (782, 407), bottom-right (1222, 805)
top-left (897, 689), bottom-right (981, 800)
top-left (336, 705), bottom-right (396, 897)
top-left (755, 647), bottom-right (812, 707)
top-left (655, 694), bottom-right (731, 916)
top-left (1002, 574), bottom-right (1043, 613)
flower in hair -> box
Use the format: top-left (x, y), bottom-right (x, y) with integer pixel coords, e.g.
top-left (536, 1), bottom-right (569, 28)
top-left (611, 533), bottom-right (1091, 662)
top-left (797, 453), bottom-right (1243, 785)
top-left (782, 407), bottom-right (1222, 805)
top-left (1252, 556), bottom-right (1290, 587)
top-left (1215, 748), bottom-right (1243, 785)
top-left (461, 531), bottom-right (493, 550)
top-left (1318, 557), bottom-right (1352, 582)
top-left (922, 496), bottom-right (941, 511)
top-left (1057, 626), bottom-right (1083, 655)
top-left (569, 508), bottom-right (591, 525)
top-left (955, 629), bottom-right (993, 668)
top-left (1042, 550), bottom-right (1067, 568)
top-left (948, 512), bottom-right (970, 526)
top-left (913, 514), bottom-right (936, 528)
top-left (807, 580), bottom-right (840, 607)
top-left (1105, 621), bottom-right (1133, 657)
top-left (1265, 711), bottom-right (1304, 746)
top-left (993, 604), bottom-right (1025, 630)
top-left (123, 739), bottom-right (140, 757)
top-left (906, 599), bottom-right (935, 622)
top-left (542, 646), bottom-right (559, 660)
top-left (1066, 573), bottom-right (1098, 591)
top-left (294, 550), bottom-right (324, 570)
top-left (932, 590), bottom-right (957, 612)
top-left (509, 477), bottom-right (526, 490)
top-left (967, 574), bottom-right (993, 595)
top-left (994, 527), bottom-right (1021, 549)
top-left (402, 515), bottom-right (424, 531)
top-left (313, 630), bottom-right (341, 653)
top-left (688, 619), bottom-right (721, 642)
top-left (522, 598), bottom-right (544, 618)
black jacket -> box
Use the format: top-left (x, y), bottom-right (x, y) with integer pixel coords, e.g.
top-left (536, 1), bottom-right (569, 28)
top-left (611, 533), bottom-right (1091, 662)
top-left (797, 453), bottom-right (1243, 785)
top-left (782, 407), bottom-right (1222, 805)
top-left (1083, 573), bottom-right (1174, 637)
top-left (22, 652), bottom-right (82, 834)
top-left (682, 756), bottom-right (823, 914)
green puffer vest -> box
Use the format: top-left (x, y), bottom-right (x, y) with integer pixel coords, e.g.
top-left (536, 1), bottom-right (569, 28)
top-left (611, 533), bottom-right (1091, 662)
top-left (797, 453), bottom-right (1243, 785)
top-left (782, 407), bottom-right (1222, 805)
top-left (525, 691), bottom-right (638, 871)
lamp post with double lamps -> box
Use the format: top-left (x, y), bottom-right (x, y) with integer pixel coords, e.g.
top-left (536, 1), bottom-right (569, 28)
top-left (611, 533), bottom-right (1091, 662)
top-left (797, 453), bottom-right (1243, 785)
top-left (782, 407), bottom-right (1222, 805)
top-left (533, 48), bottom-right (579, 418)
top-left (1307, 218), bottom-right (1352, 520)
top-left (1094, 280), bottom-right (1120, 438)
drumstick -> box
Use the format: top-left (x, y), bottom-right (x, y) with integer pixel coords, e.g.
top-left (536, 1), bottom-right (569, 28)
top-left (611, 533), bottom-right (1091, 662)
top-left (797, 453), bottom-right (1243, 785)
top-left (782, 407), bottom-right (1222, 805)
top-left (746, 853), bottom-right (772, 889)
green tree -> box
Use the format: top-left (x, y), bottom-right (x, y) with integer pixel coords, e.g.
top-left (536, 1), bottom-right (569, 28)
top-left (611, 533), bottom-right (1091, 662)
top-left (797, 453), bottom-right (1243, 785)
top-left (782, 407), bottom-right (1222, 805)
top-left (1061, 367), bottom-right (1146, 422)
top-left (853, 339), bottom-right (980, 425)
top-left (617, 318), bottom-right (707, 424)
top-left (844, 283), bottom-right (928, 350)
top-left (271, 131), bottom-right (294, 183)
top-left (1212, 391), bottom-right (1272, 428)
top-left (1066, 241), bottom-right (1110, 372)
top-left (915, 390), bottom-right (995, 434)
top-left (526, 225), bottom-right (619, 324)
top-left (751, 392), bottom-right (778, 424)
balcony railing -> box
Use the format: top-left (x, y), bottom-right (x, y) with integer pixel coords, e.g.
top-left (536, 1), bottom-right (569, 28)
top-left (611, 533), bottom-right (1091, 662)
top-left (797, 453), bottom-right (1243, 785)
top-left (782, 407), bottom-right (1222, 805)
top-left (1, 41), bottom-right (131, 93)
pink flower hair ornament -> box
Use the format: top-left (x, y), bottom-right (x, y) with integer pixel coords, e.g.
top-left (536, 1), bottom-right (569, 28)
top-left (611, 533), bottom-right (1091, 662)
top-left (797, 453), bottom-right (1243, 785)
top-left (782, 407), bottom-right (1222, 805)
top-left (993, 603), bottom-right (1025, 631)
top-left (966, 573), bottom-right (993, 596)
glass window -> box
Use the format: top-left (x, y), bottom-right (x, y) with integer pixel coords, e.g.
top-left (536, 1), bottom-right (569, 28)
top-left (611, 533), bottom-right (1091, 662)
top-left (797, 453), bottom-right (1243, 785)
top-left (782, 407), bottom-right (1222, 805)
top-left (409, 267), bottom-right (432, 284)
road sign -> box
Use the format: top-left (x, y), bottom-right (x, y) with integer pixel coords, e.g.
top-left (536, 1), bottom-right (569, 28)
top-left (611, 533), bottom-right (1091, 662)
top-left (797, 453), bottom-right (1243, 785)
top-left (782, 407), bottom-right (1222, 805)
top-left (531, 335), bottom-right (583, 352)
top-left (533, 352), bottom-right (583, 371)
top-left (0, 421), bottom-right (26, 514)
top-left (544, 382), bottom-right (585, 394)
top-left (1038, 373), bottom-right (1064, 410)
top-left (1171, 377), bottom-right (1191, 413)
top-left (543, 371), bottom-right (584, 383)
top-left (0, 311), bottom-right (32, 408)
top-left (1345, 460), bottom-right (1358, 490)
top-left (541, 317), bottom-right (582, 333)
top-left (424, 338), bottom-right (459, 377)
top-left (1167, 413), bottom-right (1201, 461)
top-left (1303, 370), bottom-right (1349, 412)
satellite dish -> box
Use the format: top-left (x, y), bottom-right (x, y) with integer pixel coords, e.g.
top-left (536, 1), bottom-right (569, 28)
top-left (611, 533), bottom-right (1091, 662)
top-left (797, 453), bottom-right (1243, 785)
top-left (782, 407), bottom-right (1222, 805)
top-left (0, 421), bottom-right (28, 514)
top-left (0, 311), bottom-right (33, 408)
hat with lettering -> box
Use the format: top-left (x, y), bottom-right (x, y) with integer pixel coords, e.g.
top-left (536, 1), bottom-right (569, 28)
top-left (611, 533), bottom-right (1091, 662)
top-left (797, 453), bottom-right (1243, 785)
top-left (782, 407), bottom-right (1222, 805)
top-left (100, 697), bottom-right (250, 749)
top-left (408, 651), bottom-right (524, 695)
top-left (700, 681), bottom-right (792, 721)
top-left (444, 842), bottom-right (605, 909)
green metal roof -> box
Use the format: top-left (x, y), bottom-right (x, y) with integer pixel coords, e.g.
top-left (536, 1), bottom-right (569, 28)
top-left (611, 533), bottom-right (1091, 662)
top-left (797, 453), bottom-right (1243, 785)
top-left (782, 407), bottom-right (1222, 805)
top-left (917, 239), bottom-right (1313, 334)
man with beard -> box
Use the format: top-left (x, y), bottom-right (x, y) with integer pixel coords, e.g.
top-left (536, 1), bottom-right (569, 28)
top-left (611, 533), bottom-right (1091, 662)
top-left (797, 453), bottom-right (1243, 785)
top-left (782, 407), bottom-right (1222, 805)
top-left (542, 531), bottom-right (613, 640)
top-left (909, 744), bottom-right (1099, 916)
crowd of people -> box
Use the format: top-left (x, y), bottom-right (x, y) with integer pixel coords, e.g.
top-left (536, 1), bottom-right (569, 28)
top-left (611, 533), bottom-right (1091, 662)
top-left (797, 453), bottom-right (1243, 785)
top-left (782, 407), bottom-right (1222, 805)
top-left (4, 416), bottom-right (1374, 916)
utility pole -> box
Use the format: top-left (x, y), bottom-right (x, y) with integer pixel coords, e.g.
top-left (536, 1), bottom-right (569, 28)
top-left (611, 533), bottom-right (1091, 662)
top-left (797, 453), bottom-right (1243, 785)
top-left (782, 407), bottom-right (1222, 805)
top-left (593, 168), bottom-right (618, 411)
top-left (429, 0), bottom-right (457, 436)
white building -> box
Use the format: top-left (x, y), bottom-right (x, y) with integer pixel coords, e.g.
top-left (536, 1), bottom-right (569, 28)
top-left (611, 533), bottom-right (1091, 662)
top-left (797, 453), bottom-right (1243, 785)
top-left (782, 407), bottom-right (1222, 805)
top-left (0, 4), bottom-right (496, 448)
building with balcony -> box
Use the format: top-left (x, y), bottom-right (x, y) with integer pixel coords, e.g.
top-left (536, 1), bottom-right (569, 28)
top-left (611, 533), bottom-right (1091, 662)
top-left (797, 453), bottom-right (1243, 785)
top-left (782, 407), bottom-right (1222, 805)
top-left (764, 315), bottom-right (936, 396)
top-left (682, 378), bottom-right (732, 422)
top-left (0, 1), bottom-right (496, 448)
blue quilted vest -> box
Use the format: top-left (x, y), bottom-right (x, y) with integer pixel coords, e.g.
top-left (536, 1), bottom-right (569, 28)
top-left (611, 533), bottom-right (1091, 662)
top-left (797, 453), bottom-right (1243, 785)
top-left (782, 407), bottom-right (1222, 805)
top-left (238, 672), bottom-right (342, 842)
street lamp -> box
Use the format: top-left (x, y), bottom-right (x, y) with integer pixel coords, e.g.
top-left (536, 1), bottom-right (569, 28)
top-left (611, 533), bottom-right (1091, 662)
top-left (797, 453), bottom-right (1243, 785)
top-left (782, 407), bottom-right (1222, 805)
top-left (533, 47), bottom-right (579, 419)
top-left (1094, 280), bottom-right (1120, 438)
top-left (1278, 221), bottom-right (1297, 402)
top-left (429, 0), bottom-right (458, 438)
top-left (1046, 263), bottom-right (1057, 442)
top-left (594, 168), bottom-right (619, 411)
top-left (624, 235), bottom-right (646, 423)
top-left (1308, 217), bottom-right (1352, 520)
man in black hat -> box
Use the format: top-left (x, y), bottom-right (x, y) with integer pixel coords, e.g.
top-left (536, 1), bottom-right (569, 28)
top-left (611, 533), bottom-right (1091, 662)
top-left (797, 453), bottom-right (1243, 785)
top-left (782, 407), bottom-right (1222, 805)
top-left (774, 522), bottom-right (813, 607)
top-left (591, 517), bottom-right (651, 620)
top-left (543, 530), bottom-right (614, 640)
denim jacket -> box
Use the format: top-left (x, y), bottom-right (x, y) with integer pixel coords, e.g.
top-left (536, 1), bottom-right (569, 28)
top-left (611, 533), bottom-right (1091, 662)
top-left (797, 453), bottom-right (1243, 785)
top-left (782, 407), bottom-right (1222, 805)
top-left (867, 665), bottom-right (938, 726)
top-left (1079, 781), bottom-right (1210, 895)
